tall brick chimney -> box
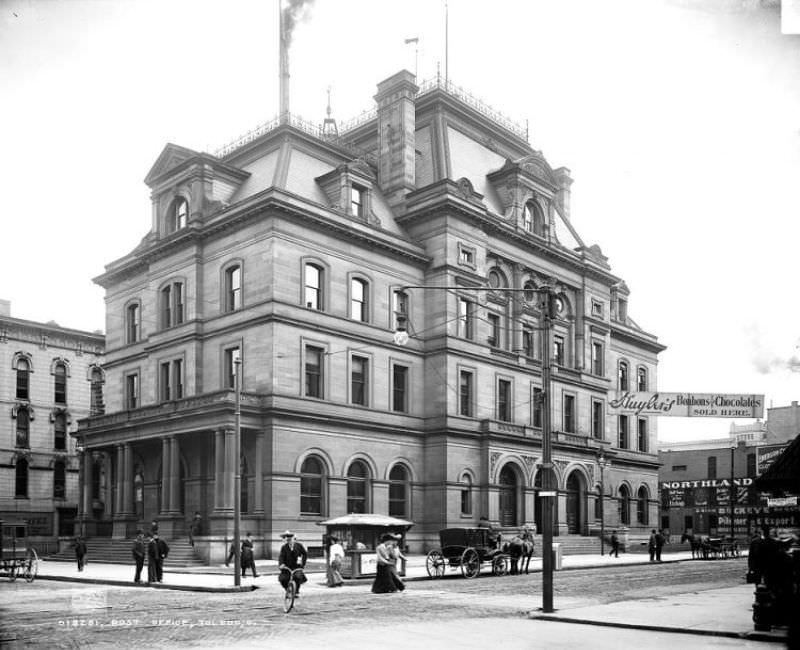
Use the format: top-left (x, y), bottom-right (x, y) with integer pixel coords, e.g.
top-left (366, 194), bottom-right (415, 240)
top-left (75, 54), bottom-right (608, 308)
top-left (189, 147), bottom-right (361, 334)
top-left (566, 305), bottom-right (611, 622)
top-left (374, 70), bottom-right (418, 208)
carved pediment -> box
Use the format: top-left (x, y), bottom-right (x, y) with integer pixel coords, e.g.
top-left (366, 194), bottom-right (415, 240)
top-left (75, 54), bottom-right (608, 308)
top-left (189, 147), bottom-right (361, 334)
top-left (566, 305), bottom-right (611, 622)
top-left (144, 144), bottom-right (199, 187)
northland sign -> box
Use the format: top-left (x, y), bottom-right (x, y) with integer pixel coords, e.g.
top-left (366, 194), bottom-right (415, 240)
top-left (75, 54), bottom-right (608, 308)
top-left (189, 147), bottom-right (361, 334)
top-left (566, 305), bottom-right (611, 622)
top-left (609, 392), bottom-right (764, 418)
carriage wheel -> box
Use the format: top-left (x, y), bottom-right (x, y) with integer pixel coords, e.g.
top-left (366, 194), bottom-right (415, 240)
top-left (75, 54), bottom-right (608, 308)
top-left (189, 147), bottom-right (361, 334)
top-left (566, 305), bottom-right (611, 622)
top-left (492, 555), bottom-right (509, 577)
top-left (425, 550), bottom-right (446, 578)
top-left (23, 549), bottom-right (38, 583)
top-left (460, 548), bottom-right (480, 579)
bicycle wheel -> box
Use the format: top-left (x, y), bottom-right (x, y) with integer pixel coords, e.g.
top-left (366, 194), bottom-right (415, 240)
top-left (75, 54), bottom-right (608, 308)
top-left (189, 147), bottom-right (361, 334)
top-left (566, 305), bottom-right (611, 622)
top-left (23, 549), bottom-right (39, 583)
top-left (283, 580), bottom-right (296, 613)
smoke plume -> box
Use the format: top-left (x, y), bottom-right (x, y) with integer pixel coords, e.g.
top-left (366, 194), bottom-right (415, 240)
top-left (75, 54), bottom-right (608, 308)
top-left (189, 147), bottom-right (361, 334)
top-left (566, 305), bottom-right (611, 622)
top-left (746, 324), bottom-right (800, 374)
top-left (282, 0), bottom-right (315, 49)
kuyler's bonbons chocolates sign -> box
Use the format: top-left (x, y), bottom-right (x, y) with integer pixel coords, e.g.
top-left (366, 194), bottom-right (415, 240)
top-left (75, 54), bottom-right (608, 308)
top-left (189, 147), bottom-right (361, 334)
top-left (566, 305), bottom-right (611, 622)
top-left (609, 392), bottom-right (764, 418)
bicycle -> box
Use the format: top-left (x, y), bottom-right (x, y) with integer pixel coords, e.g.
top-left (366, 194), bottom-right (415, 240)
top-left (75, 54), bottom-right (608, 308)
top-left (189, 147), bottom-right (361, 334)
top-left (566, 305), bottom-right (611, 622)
top-left (280, 566), bottom-right (306, 613)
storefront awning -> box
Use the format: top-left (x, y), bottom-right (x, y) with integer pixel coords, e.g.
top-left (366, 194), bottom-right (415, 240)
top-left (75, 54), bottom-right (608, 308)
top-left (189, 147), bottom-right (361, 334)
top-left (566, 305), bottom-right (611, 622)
top-left (318, 514), bottom-right (413, 528)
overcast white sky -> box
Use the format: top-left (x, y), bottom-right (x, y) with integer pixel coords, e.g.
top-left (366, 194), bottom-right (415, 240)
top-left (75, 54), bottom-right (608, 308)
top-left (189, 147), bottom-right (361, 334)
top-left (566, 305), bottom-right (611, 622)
top-left (1, 0), bottom-right (798, 442)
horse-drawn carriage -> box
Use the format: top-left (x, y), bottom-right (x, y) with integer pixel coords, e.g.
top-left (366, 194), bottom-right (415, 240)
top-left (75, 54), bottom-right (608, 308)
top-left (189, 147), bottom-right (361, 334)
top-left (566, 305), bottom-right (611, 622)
top-left (681, 532), bottom-right (740, 560)
top-left (0, 519), bottom-right (39, 582)
top-left (425, 527), bottom-right (510, 579)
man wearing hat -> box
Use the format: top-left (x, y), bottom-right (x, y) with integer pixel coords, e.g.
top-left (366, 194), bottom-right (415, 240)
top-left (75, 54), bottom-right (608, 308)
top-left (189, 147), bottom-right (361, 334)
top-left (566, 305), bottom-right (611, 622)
top-left (278, 530), bottom-right (308, 596)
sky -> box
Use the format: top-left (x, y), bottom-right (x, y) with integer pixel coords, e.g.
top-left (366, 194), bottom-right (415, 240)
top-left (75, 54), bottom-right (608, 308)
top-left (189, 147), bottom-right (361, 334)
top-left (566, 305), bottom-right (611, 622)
top-left (1, 0), bottom-right (799, 443)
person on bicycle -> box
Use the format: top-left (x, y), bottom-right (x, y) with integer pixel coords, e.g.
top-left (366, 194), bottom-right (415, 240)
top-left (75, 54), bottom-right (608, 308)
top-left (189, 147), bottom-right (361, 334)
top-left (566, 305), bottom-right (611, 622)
top-left (278, 530), bottom-right (307, 596)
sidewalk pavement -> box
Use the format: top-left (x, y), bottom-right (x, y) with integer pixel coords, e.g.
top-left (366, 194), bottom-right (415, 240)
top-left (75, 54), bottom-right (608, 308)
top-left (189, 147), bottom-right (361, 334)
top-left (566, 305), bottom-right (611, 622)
top-left (34, 550), bottom-right (787, 643)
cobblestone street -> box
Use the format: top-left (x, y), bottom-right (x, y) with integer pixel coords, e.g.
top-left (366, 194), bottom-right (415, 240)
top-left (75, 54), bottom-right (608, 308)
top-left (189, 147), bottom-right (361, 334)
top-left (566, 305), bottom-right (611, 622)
top-left (0, 560), bottom-right (750, 649)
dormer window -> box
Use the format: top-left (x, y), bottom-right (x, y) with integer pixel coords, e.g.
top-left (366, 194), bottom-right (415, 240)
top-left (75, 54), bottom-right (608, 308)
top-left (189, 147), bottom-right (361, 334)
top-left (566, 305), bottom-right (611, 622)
top-left (350, 185), bottom-right (365, 218)
top-left (167, 197), bottom-right (189, 234)
top-left (523, 200), bottom-right (545, 236)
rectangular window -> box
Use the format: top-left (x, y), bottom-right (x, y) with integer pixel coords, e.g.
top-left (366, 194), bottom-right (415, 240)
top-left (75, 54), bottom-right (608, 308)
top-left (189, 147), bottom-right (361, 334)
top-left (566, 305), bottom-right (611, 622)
top-left (458, 245), bottom-right (475, 266)
top-left (392, 364), bottom-right (408, 413)
top-left (458, 298), bottom-right (474, 339)
top-left (160, 361), bottom-right (171, 401)
top-left (459, 370), bottom-right (474, 417)
top-left (532, 387), bottom-right (543, 428)
top-left (351, 185), bottom-right (364, 217)
top-left (224, 347), bottom-right (240, 390)
top-left (708, 456), bottom-right (717, 479)
top-left (125, 373), bottom-right (139, 410)
top-left (497, 379), bottom-right (511, 422)
top-left (305, 346), bottom-right (324, 398)
top-left (522, 327), bottom-right (535, 358)
top-left (351, 356), bottom-right (368, 406)
top-left (592, 399), bottom-right (604, 439)
top-left (637, 367), bottom-right (648, 391)
top-left (174, 283), bottom-right (184, 325)
top-left (746, 453), bottom-right (756, 477)
top-left (592, 341), bottom-right (604, 375)
top-left (487, 312), bottom-right (500, 347)
top-left (173, 359), bottom-right (183, 399)
top-left (672, 465), bottom-right (687, 472)
top-left (563, 394), bottom-right (575, 433)
top-left (637, 418), bottom-right (648, 452)
top-left (161, 285), bottom-right (171, 328)
top-left (54, 369), bottom-right (67, 404)
top-left (305, 264), bottom-right (322, 310)
top-left (618, 414), bottom-right (628, 449)
top-left (126, 304), bottom-right (140, 343)
top-left (591, 300), bottom-right (604, 317)
top-left (460, 482), bottom-right (472, 516)
top-left (350, 278), bottom-right (368, 322)
top-left (226, 266), bottom-right (242, 312)
top-left (554, 335), bottom-right (565, 365)
top-left (393, 290), bottom-right (408, 330)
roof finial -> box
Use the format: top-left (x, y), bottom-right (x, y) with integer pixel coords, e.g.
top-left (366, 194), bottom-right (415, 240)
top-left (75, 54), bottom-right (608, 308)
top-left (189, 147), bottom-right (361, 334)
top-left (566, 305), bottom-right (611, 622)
top-left (322, 84), bottom-right (338, 139)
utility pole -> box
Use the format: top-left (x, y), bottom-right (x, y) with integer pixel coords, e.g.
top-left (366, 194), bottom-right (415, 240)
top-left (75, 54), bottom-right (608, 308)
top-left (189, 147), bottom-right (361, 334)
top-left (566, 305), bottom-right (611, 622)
top-left (540, 286), bottom-right (556, 613)
top-left (233, 357), bottom-right (242, 586)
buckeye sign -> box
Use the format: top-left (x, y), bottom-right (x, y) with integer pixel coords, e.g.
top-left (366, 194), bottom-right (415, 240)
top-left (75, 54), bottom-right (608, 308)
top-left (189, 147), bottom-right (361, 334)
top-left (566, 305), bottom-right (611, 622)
top-left (608, 392), bottom-right (764, 418)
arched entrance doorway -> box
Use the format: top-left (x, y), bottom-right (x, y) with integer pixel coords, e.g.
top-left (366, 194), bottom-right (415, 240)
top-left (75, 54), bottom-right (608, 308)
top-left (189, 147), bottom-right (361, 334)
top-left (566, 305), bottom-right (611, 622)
top-left (566, 471), bottom-right (583, 534)
top-left (498, 465), bottom-right (518, 527)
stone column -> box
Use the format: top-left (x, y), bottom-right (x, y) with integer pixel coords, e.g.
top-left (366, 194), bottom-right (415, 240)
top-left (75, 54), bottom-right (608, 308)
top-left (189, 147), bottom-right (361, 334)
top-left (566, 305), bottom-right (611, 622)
top-left (169, 436), bottom-right (180, 514)
top-left (254, 431), bottom-right (264, 514)
top-left (161, 437), bottom-right (170, 515)
top-left (83, 450), bottom-right (93, 516)
top-left (224, 428), bottom-right (235, 512)
top-left (114, 444), bottom-right (123, 516)
top-left (122, 443), bottom-right (133, 516)
top-left (214, 429), bottom-right (225, 511)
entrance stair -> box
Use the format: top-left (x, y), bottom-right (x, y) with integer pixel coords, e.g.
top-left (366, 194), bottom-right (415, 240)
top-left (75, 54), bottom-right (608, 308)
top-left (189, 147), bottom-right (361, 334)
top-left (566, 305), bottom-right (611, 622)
top-left (47, 537), bottom-right (205, 568)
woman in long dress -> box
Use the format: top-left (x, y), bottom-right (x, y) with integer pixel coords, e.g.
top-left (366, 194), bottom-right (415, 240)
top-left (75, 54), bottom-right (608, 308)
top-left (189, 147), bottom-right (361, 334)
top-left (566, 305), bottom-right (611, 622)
top-left (371, 533), bottom-right (405, 593)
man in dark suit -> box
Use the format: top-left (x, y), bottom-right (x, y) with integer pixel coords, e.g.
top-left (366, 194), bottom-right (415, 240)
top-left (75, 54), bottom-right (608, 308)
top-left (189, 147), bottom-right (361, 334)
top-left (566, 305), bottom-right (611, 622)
top-left (148, 533), bottom-right (169, 583)
top-left (131, 530), bottom-right (146, 583)
top-left (278, 530), bottom-right (307, 596)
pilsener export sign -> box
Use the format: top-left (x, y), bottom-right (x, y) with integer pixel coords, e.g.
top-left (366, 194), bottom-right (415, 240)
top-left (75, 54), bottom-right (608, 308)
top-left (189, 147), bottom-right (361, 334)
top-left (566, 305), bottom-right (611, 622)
top-left (609, 392), bottom-right (764, 418)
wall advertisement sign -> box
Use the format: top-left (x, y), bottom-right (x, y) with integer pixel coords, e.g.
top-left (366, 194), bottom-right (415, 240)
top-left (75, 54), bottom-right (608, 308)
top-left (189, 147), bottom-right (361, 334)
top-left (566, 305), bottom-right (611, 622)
top-left (609, 392), bottom-right (764, 418)
top-left (757, 444), bottom-right (789, 475)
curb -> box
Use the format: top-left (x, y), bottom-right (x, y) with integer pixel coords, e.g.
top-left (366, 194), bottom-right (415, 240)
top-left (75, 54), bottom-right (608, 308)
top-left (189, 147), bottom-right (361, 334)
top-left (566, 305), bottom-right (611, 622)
top-left (37, 575), bottom-right (257, 593)
top-left (527, 614), bottom-right (788, 644)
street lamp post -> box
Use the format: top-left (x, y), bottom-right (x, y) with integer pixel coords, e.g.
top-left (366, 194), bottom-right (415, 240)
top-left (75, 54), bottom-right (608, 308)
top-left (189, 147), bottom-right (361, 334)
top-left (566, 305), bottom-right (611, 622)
top-left (598, 452), bottom-right (608, 556)
top-left (233, 357), bottom-right (242, 587)
top-left (730, 443), bottom-right (736, 542)
top-left (76, 443), bottom-right (85, 538)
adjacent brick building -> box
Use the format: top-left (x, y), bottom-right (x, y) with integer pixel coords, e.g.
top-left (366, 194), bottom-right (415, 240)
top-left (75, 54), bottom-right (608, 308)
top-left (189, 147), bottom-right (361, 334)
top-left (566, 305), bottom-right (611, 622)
top-left (79, 70), bottom-right (664, 560)
top-left (0, 300), bottom-right (104, 551)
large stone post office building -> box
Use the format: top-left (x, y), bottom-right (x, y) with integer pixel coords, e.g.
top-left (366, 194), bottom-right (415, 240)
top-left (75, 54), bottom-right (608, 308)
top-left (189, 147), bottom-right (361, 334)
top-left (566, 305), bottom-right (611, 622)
top-left (78, 70), bottom-right (665, 559)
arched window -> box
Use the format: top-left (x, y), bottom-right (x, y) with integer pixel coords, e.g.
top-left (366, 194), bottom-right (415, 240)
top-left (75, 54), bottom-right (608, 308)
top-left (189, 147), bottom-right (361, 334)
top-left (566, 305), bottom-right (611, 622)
top-left (460, 473), bottom-right (473, 516)
top-left (167, 197), bottom-right (188, 233)
top-left (224, 264), bottom-right (242, 312)
top-left (300, 456), bottom-right (324, 515)
top-left (54, 362), bottom-right (67, 404)
top-left (346, 460), bottom-right (369, 514)
top-left (350, 278), bottom-right (368, 322)
top-left (523, 201), bottom-right (545, 236)
top-left (499, 465), bottom-right (518, 527)
top-left (304, 263), bottom-right (324, 310)
top-left (637, 486), bottom-right (649, 525)
top-left (393, 290), bottom-right (408, 331)
top-left (15, 458), bottom-right (29, 498)
top-left (388, 465), bottom-right (409, 518)
top-left (16, 407), bottom-right (30, 448)
top-left (54, 461), bottom-right (66, 499)
top-left (90, 367), bottom-right (105, 416)
top-left (54, 412), bottom-right (67, 450)
top-left (618, 485), bottom-right (631, 525)
top-left (637, 367), bottom-right (648, 392)
top-left (16, 358), bottom-right (30, 400)
top-left (126, 302), bottom-right (141, 344)
top-left (618, 361), bottom-right (629, 392)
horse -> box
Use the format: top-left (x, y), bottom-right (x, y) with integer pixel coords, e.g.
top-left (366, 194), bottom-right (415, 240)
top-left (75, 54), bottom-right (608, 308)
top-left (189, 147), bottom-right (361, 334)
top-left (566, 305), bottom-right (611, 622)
top-left (503, 527), bottom-right (535, 575)
top-left (680, 532), bottom-right (710, 559)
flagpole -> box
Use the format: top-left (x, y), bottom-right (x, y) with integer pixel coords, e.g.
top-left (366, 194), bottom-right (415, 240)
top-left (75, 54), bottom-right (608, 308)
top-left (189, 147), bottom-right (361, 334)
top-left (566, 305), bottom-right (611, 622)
top-left (445, 1), bottom-right (449, 84)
